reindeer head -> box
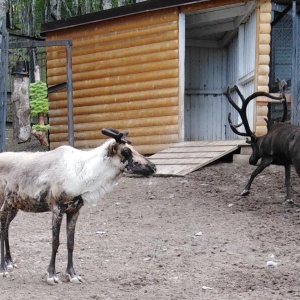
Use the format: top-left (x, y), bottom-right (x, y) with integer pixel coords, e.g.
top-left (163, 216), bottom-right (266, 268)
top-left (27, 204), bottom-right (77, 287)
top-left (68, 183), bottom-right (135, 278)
top-left (101, 128), bottom-right (156, 177)
top-left (224, 82), bottom-right (286, 165)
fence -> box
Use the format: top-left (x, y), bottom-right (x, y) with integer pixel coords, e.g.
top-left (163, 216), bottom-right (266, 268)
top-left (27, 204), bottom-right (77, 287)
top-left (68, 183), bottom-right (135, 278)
top-left (8, 34), bottom-right (47, 122)
top-left (0, 15), bottom-right (8, 152)
top-left (269, 1), bottom-right (300, 125)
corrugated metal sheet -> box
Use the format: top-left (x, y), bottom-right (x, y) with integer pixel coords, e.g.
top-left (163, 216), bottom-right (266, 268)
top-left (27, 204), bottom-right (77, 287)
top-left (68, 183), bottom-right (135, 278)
top-left (45, 8), bottom-right (180, 154)
top-left (225, 10), bottom-right (255, 139)
top-left (185, 47), bottom-right (226, 140)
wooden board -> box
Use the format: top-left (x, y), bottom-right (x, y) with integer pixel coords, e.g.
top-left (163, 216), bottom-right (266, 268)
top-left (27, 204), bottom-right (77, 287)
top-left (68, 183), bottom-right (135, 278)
top-left (149, 140), bottom-right (245, 176)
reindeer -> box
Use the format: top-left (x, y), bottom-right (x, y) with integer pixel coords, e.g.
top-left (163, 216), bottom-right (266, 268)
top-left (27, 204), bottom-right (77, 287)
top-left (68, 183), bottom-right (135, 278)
top-left (224, 80), bottom-right (299, 203)
top-left (0, 128), bottom-right (156, 284)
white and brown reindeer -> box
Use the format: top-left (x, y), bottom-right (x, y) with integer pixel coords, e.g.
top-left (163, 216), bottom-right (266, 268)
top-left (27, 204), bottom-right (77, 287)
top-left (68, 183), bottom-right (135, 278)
top-left (224, 80), bottom-right (300, 203)
top-left (0, 128), bottom-right (156, 284)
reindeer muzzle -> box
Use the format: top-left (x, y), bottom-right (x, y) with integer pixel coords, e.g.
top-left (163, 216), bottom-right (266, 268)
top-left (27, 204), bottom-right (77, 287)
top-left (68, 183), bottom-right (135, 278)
top-left (121, 147), bottom-right (156, 177)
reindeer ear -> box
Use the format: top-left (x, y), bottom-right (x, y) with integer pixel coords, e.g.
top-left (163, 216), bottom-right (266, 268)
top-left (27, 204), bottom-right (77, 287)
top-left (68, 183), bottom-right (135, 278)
top-left (107, 141), bottom-right (118, 157)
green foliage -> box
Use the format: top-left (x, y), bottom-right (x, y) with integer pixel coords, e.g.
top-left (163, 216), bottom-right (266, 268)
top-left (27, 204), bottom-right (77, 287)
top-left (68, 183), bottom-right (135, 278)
top-left (32, 124), bottom-right (50, 131)
top-left (29, 81), bottom-right (49, 116)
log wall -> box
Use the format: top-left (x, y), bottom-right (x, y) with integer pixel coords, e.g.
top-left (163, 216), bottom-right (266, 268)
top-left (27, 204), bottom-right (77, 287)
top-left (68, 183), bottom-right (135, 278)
top-left (45, 8), bottom-right (180, 154)
top-left (255, 0), bottom-right (272, 136)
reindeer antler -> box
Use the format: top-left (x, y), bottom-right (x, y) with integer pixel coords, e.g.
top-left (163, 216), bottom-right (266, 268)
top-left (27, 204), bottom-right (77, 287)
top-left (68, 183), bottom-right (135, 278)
top-left (224, 85), bottom-right (283, 143)
top-left (101, 128), bottom-right (131, 144)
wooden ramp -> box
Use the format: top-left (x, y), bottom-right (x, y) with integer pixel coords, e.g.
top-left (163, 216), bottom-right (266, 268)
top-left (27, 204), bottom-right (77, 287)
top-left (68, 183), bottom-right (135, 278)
top-left (149, 140), bottom-right (244, 176)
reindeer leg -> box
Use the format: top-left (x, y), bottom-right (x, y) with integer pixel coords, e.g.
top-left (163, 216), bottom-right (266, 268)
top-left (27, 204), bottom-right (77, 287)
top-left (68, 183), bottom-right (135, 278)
top-left (283, 164), bottom-right (293, 205)
top-left (47, 205), bottom-right (65, 285)
top-left (4, 208), bottom-right (18, 270)
top-left (241, 157), bottom-right (273, 196)
top-left (0, 208), bottom-right (9, 277)
top-left (66, 210), bottom-right (84, 283)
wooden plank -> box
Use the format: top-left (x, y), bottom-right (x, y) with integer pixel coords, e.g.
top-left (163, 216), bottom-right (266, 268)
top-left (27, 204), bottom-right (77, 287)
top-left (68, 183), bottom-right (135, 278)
top-left (150, 158), bottom-right (212, 165)
top-left (158, 145), bottom-right (239, 153)
top-left (169, 140), bottom-right (244, 147)
top-left (149, 141), bottom-right (242, 176)
top-left (154, 165), bottom-right (192, 176)
top-left (150, 152), bottom-right (223, 159)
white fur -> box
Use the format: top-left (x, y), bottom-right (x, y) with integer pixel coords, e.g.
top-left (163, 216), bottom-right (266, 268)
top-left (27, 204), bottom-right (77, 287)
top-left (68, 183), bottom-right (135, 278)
top-left (0, 139), bottom-right (126, 208)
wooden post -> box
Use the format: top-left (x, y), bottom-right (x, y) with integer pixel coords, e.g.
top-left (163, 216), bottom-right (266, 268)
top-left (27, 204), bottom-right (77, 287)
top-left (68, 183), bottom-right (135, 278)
top-left (11, 61), bottom-right (31, 143)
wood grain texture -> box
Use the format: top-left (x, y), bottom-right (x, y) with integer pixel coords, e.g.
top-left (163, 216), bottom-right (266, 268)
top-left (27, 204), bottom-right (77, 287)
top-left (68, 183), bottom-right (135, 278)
top-left (46, 8), bottom-right (180, 153)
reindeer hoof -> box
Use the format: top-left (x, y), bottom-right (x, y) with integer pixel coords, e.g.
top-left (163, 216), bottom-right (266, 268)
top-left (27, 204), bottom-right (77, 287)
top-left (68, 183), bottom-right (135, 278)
top-left (46, 272), bottom-right (62, 285)
top-left (7, 261), bottom-right (17, 270)
top-left (283, 199), bottom-right (294, 206)
top-left (67, 273), bottom-right (84, 283)
top-left (0, 271), bottom-right (10, 277)
top-left (240, 190), bottom-right (250, 196)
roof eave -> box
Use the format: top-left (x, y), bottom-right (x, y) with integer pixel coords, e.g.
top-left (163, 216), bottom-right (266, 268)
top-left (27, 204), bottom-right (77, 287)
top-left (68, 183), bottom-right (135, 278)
top-left (41, 0), bottom-right (210, 34)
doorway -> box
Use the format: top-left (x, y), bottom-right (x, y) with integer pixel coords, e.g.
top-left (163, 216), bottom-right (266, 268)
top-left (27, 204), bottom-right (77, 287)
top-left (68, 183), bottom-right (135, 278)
top-left (184, 1), bottom-right (256, 141)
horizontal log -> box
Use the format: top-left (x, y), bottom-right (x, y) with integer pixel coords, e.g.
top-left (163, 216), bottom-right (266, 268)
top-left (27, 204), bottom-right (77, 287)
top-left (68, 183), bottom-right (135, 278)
top-left (50, 125), bottom-right (178, 142)
top-left (50, 133), bottom-right (179, 148)
top-left (49, 77), bottom-right (178, 101)
top-left (49, 69), bottom-right (178, 95)
top-left (50, 97), bottom-right (178, 117)
top-left (50, 115), bottom-right (179, 134)
top-left (46, 23), bottom-right (178, 61)
top-left (46, 7), bottom-right (178, 40)
top-left (256, 103), bottom-right (268, 116)
top-left (47, 41), bottom-right (178, 75)
top-left (75, 70), bottom-right (178, 92)
top-left (50, 106), bottom-right (179, 126)
top-left (260, 12), bottom-right (271, 24)
top-left (48, 46), bottom-right (178, 71)
top-left (47, 54), bottom-right (178, 82)
top-left (257, 86), bottom-right (269, 93)
top-left (50, 141), bottom-right (171, 155)
top-left (256, 116), bottom-right (268, 126)
top-left (46, 8), bottom-right (178, 41)
top-left (259, 23), bottom-right (271, 35)
top-left (47, 39), bottom-right (178, 76)
top-left (258, 34), bottom-right (270, 44)
top-left (258, 64), bottom-right (269, 75)
top-left (257, 75), bottom-right (269, 86)
top-left (48, 58), bottom-right (177, 84)
top-left (260, 2), bottom-right (272, 13)
top-left (258, 44), bottom-right (270, 56)
top-left (255, 125), bottom-right (267, 137)
top-left (49, 87), bottom-right (178, 109)
top-left (258, 54), bottom-right (270, 65)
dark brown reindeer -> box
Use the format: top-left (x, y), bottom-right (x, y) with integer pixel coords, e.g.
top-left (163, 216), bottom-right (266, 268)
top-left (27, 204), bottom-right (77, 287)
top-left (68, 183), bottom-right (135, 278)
top-left (0, 128), bottom-right (156, 284)
top-left (224, 81), bottom-right (299, 203)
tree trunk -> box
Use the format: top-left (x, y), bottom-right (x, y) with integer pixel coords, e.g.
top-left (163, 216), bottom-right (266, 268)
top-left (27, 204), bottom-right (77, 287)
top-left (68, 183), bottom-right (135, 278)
top-left (11, 74), bottom-right (31, 143)
top-left (71, 0), bottom-right (79, 16)
top-left (31, 0), bottom-right (36, 36)
top-left (50, 0), bottom-right (61, 20)
top-left (85, 0), bottom-right (91, 13)
top-left (102, 0), bottom-right (112, 10)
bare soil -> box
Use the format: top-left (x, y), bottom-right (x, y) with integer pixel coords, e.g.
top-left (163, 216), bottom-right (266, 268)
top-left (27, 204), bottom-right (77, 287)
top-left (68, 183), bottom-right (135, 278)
top-left (2, 129), bottom-right (300, 299)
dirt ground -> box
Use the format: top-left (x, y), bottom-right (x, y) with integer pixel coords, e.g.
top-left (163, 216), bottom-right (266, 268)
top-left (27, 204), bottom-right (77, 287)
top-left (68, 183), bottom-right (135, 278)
top-left (2, 130), bottom-right (300, 299)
